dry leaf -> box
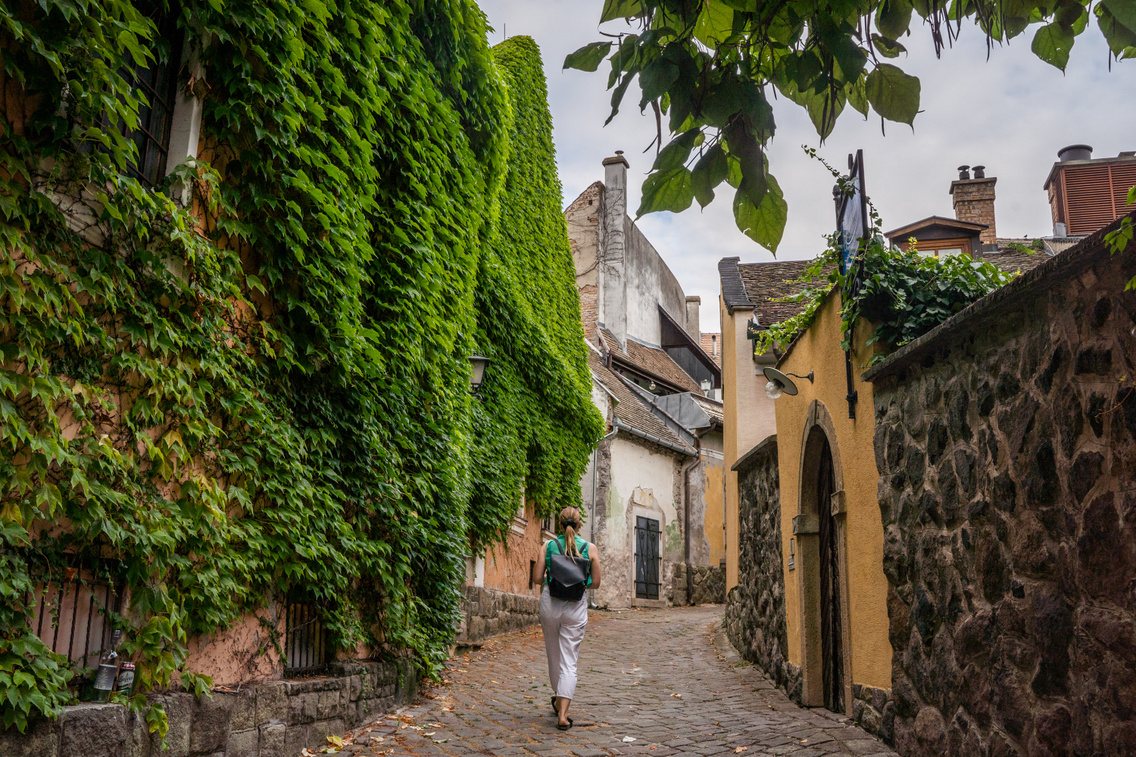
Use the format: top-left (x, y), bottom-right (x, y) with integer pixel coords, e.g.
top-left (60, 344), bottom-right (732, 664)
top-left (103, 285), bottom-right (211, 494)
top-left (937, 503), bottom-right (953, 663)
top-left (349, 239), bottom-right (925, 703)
top-left (623, 736), bottom-right (637, 743)
top-left (671, 693), bottom-right (682, 698)
top-left (734, 748), bottom-right (748, 754)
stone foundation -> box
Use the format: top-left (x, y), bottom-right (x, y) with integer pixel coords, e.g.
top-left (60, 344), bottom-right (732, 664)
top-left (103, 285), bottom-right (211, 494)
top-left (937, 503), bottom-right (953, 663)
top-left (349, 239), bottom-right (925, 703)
top-left (456, 585), bottom-right (539, 643)
top-left (671, 563), bottom-right (726, 605)
top-left (0, 657), bottom-right (416, 757)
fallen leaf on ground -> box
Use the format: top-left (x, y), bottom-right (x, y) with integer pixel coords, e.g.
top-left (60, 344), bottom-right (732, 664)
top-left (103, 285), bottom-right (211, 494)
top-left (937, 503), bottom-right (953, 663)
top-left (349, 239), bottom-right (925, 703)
top-left (671, 693), bottom-right (682, 698)
top-left (623, 736), bottom-right (637, 743)
top-left (734, 748), bottom-right (748, 754)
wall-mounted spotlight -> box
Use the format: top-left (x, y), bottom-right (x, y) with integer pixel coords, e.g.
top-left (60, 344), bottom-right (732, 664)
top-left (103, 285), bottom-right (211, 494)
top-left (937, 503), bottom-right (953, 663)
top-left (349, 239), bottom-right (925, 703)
top-left (763, 367), bottom-right (814, 399)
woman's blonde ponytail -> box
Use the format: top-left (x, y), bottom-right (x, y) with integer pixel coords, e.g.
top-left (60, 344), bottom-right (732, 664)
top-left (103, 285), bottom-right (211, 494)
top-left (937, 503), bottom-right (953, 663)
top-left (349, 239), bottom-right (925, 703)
top-left (559, 507), bottom-right (582, 557)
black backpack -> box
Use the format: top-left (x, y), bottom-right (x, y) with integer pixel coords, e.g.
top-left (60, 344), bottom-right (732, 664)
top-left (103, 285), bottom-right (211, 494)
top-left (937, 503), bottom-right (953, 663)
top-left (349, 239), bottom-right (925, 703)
top-left (547, 538), bottom-right (590, 601)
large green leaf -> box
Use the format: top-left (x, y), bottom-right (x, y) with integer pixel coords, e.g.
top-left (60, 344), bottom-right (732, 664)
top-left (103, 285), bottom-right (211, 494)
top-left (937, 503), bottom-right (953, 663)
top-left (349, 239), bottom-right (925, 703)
top-left (652, 129), bottom-right (701, 173)
top-left (639, 55), bottom-right (680, 106)
top-left (733, 177), bottom-right (787, 252)
top-left (876, 0), bottom-right (913, 40)
top-left (563, 41), bottom-right (612, 72)
top-left (601, 0), bottom-right (644, 23)
top-left (865, 63), bottom-right (920, 125)
top-left (1101, 0), bottom-right (1136, 35)
top-left (692, 143), bottom-right (729, 208)
top-left (637, 167), bottom-right (694, 216)
top-left (694, 1), bottom-right (734, 46)
top-left (1031, 22), bottom-right (1074, 70)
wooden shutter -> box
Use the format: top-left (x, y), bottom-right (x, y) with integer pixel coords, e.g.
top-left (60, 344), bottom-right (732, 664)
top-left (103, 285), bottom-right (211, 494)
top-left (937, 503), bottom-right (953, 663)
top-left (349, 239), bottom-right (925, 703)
top-left (1061, 162), bottom-right (1136, 236)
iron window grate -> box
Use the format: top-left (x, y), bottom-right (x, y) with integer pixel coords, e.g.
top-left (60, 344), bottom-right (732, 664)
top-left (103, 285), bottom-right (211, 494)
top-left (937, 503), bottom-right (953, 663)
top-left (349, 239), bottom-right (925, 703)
top-left (284, 601), bottom-right (331, 677)
top-left (29, 559), bottom-right (123, 673)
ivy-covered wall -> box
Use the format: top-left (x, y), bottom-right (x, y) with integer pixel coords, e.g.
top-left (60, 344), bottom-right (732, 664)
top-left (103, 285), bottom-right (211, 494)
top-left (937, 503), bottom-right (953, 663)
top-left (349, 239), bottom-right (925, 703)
top-left (470, 36), bottom-right (602, 544)
top-left (0, 0), bottom-right (597, 735)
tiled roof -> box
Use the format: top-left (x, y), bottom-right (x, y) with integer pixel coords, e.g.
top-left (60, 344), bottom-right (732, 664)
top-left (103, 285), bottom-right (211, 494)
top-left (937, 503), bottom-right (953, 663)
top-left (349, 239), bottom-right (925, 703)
top-left (737, 260), bottom-right (814, 326)
top-left (597, 328), bottom-right (703, 393)
top-left (980, 247), bottom-right (1050, 275)
top-left (699, 333), bottom-right (722, 366)
top-left (588, 351), bottom-right (696, 456)
top-left (718, 257), bottom-right (755, 313)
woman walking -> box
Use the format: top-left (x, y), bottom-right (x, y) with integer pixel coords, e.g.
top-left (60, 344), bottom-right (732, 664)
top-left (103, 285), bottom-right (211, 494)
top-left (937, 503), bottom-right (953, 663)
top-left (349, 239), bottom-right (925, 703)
top-left (533, 507), bottom-right (601, 730)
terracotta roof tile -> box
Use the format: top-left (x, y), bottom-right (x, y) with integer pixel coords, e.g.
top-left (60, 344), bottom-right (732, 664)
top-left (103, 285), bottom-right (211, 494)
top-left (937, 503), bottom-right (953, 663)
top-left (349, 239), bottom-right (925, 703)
top-left (737, 260), bottom-right (814, 326)
top-left (588, 351), bottom-right (696, 455)
top-left (699, 333), bottom-right (722, 366)
top-left (980, 247), bottom-right (1050, 275)
top-left (597, 329), bottom-right (703, 393)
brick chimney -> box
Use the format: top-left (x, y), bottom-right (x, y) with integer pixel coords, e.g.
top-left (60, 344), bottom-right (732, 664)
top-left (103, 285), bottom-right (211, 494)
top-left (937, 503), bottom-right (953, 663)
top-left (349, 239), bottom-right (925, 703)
top-left (685, 296), bottom-right (701, 340)
top-left (950, 165), bottom-right (997, 245)
top-left (601, 152), bottom-right (629, 350)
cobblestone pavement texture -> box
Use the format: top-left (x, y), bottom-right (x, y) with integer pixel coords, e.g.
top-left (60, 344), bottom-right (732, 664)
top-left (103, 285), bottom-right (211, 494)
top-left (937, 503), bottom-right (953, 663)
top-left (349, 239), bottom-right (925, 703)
top-left (325, 606), bottom-right (897, 757)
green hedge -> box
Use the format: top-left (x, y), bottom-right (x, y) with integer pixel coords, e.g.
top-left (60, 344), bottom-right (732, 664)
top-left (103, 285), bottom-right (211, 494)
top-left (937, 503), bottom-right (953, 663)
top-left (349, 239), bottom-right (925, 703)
top-left (0, 0), bottom-right (597, 734)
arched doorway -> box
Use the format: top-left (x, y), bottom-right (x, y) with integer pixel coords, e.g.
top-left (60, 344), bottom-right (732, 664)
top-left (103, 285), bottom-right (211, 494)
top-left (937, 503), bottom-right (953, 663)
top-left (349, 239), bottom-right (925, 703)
top-left (795, 401), bottom-right (851, 715)
top-left (816, 438), bottom-right (843, 713)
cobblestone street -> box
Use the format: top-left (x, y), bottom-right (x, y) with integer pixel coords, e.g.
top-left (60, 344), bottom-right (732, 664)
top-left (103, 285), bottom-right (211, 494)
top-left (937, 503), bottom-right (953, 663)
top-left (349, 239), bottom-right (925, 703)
top-left (327, 606), bottom-right (896, 757)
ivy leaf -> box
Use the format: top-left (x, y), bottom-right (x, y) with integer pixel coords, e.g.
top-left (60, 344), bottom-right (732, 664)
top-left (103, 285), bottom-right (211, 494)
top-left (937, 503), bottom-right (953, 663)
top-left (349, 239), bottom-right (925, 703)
top-left (637, 168), bottom-right (694, 216)
top-left (564, 42), bottom-right (612, 72)
top-left (601, 0), bottom-right (643, 23)
top-left (1031, 22), bottom-right (1074, 71)
top-left (865, 63), bottom-right (920, 125)
top-left (733, 177), bottom-right (787, 252)
top-left (692, 143), bottom-right (729, 209)
top-left (694, 1), bottom-right (734, 47)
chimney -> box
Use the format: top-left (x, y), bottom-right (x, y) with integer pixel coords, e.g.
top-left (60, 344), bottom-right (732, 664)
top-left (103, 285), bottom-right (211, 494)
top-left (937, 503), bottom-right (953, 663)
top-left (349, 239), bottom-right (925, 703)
top-left (950, 165), bottom-right (997, 245)
top-left (601, 151), bottom-right (630, 349)
top-left (685, 296), bottom-right (701, 340)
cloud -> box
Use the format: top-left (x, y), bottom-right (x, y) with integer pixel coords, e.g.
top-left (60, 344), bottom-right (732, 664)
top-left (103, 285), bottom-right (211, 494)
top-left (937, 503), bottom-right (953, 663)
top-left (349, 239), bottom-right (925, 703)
top-left (478, 0), bottom-right (1136, 330)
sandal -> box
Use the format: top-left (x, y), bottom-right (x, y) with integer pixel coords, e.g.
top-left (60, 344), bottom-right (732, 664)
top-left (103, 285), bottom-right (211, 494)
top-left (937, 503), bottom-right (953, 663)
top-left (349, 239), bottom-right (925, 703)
top-left (557, 717), bottom-right (574, 731)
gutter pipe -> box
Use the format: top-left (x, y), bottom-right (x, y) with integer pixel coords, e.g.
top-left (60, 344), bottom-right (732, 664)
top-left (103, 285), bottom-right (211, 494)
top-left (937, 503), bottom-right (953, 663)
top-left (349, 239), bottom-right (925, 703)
top-left (611, 417), bottom-right (697, 458)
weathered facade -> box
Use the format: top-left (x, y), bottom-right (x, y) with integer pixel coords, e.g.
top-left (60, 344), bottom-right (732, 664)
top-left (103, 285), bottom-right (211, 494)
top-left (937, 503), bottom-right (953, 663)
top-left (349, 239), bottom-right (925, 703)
top-left (865, 218), bottom-right (1136, 756)
top-left (568, 156), bottom-right (726, 608)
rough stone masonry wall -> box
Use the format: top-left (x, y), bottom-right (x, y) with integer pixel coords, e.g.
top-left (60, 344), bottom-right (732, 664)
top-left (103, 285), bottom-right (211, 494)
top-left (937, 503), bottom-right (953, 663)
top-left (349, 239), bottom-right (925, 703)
top-left (723, 441), bottom-right (801, 701)
top-left (456, 585), bottom-right (539, 644)
top-left (1, 657), bottom-right (416, 757)
top-left (870, 238), bottom-right (1136, 756)
top-left (671, 563), bottom-right (726, 606)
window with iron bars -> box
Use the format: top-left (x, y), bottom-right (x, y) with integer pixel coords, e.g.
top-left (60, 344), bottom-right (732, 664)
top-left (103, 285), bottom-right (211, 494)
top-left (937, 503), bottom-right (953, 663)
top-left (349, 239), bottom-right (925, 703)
top-left (124, 5), bottom-right (183, 187)
top-left (284, 600), bottom-right (332, 677)
top-left (28, 559), bottom-right (124, 676)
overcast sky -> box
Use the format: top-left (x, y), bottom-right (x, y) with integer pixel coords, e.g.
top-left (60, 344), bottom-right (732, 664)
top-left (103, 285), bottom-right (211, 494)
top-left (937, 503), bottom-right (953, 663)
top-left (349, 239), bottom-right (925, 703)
top-left (477, 0), bottom-right (1136, 331)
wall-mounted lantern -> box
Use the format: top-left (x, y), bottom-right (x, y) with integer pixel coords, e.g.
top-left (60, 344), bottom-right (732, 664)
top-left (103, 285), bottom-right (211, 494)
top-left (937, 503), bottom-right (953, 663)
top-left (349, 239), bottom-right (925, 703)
top-left (763, 366), bottom-right (814, 400)
top-left (469, 355), bottom-right (490, 398)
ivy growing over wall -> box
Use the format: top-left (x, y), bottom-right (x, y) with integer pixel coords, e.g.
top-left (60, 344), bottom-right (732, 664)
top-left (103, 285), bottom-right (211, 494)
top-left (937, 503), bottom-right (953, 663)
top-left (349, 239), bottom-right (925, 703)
top-left (0, 0), bottom-right (597, 734)
top-left (469, 37), bottom-right (604, 547)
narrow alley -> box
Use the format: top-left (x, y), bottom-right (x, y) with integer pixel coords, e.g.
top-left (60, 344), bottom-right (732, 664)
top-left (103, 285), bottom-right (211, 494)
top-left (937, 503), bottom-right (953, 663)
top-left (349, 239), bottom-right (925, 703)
top-left (329, 607), bottom-right (896, 757)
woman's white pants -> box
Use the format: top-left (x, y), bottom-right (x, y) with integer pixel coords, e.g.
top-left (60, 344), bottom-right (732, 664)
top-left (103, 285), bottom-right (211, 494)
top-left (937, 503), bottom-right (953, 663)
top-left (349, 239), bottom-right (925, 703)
top-left (539, 586), bottom-right (588, 700)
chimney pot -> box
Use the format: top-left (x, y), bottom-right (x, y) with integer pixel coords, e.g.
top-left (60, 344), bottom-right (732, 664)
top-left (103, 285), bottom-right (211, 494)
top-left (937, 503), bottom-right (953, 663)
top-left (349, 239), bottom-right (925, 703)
top-left (972, 165), bottom-right (986, 179)
top-left (1057, 144), bottom-right (1093, 162)
top-left (958, 165), bottom-right (971, 180)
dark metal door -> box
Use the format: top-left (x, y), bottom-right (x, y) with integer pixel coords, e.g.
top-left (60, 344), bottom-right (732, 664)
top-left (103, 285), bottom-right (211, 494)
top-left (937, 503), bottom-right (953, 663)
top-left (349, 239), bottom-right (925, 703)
top-left (817, 439), bottom-right (844, 713)
top-left (634, 517), bottom-right (660, 599)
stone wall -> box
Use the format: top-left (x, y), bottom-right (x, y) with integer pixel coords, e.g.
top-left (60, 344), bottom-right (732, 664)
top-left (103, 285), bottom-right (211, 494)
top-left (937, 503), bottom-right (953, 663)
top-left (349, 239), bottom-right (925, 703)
top-left (867, 223), bottom-right (1136, 756)
top-left (671, 563), bottom-right (726, 606)
top-left (1, 657), bottom-right (416, 757)
top-left (723, 439), bottom-right (800, 699)
top-left (456, 585), bottom-right (539, 644)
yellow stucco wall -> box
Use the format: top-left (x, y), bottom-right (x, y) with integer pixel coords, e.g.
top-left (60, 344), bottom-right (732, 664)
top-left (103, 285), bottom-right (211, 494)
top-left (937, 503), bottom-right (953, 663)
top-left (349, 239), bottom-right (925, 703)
top-left (776, 291), bottom-right (892, 691)
top-left (721, 299), bottom-right (778, 589)
top-left (704, 456), bottom-right (725, 564)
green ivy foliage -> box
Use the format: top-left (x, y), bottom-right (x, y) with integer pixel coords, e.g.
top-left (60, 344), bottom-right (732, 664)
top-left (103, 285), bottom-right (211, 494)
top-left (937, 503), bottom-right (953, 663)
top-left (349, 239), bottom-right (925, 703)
top-left (754, 236), bottom-right (1016, 362)
top-left (0, 0), bottom-right (596, 733)
top-left (469, 37), bottom-right (604, 548)
top-left (566, 0), bottom-right (1135, 252)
